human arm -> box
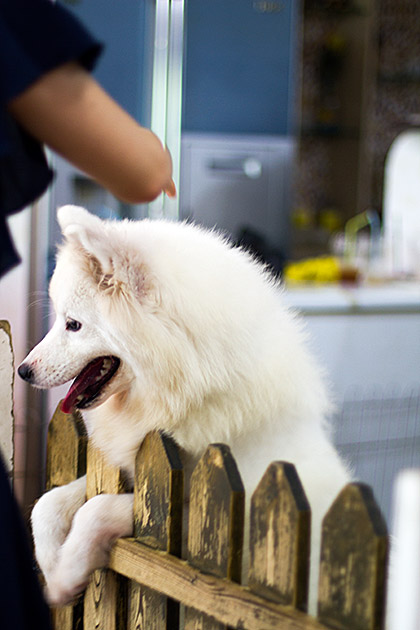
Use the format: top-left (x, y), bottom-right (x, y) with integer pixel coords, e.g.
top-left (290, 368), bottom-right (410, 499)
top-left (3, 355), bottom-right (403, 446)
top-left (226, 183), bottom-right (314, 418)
top-left (7, 61), bottom-right (176, 203)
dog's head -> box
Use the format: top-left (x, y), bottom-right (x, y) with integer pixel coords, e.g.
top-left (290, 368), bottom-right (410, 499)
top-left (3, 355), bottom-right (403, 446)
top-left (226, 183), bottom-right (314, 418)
top-left (19, 205), bottom-right (268, 421)
top-left (19, 204), bottom-right (290, 446)
top-left (18, 206), bottom-right (149, 412)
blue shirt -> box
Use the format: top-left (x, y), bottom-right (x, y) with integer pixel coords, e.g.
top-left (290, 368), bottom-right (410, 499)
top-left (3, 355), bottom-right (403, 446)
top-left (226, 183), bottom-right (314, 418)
top-left (0, 0), bottom-right (102, 277)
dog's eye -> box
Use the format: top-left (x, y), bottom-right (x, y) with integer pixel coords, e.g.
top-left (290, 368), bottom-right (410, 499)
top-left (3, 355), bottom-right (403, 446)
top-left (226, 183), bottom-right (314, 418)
top-left (66, 319), bottom-right (82, 332)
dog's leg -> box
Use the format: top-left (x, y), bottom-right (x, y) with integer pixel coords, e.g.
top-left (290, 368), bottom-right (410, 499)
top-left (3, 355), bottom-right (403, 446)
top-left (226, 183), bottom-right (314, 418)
top-left (31, 476), bottom-right (87, 586)
top-left (46, 493), bottom-right (134, 606)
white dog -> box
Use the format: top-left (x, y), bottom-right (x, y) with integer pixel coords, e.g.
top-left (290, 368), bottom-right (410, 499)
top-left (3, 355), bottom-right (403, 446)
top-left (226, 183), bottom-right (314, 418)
top-left (19, 205), bottom-right (350, 611)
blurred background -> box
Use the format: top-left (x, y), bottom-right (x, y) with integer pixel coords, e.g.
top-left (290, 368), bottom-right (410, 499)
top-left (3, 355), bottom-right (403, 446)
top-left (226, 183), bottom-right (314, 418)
top-left (1, 0), bottom-right (420, 526)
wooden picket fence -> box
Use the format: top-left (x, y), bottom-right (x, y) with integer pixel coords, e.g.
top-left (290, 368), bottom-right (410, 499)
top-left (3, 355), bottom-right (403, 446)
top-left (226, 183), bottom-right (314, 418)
top-left (46, 403), bottom-right (389, 630)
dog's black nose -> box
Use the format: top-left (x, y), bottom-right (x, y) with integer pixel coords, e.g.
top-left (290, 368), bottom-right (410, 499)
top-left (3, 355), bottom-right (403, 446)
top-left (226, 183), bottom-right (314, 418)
top-left (18, 363), bottom-right (34, 383)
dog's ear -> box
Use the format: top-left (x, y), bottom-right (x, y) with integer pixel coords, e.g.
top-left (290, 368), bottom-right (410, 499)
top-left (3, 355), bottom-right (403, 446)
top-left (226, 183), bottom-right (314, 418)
top-left (57, 205), bottom-right (153, 301)
top-left (57, 205), bottom-right (114, 274)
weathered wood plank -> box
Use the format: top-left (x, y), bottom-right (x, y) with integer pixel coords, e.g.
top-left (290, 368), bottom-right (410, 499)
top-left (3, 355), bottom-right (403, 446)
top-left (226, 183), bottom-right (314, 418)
top-left (46, 404), bottom-right (87, 491)
top-left (248, 461), bottom-right (311, 610)
top-left (46, 404), bottom-right (87, 630)
top-left (185, 444), bottom-right (244, 630)
top-left (85, 441), bottom-right (127, 498)
top-left (317, 482), bottom-right (388, 630)
top-left (52, 601), bottom-right (84, 630)
top-left (0, 320), bottom-right (14, 475)
top-left (128, 431), bottom-right (183, 630)
top-left (110, 539), bottom-right (331, 630)
top-left (84, 443), bottom-right (128, 630)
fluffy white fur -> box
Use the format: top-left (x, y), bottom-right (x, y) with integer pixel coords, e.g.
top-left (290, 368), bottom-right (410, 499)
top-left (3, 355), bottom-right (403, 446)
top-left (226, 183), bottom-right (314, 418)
top-left (21, 205), bottom-right (350, 610)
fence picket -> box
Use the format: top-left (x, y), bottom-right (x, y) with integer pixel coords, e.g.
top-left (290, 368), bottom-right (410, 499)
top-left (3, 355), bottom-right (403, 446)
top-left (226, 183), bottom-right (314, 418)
top-left (317, 482), bottom-right (388, 630)
top-left (185, 444), bottom-right (245, 630)
top-left (84, 442), bottom-right (128, 630)
top-left (128, 430), bottom-right (183, 630)
top-left (248, 461), bottom-right (311, 611)
top-left (46, 404), bottom-right (87, 630)
top-left (46, 403), bottom-right (87, 491)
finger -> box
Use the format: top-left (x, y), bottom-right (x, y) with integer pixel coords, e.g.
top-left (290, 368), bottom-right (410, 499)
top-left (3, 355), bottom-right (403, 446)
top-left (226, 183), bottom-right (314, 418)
top-left (165, 179), bottom-right (177, 198)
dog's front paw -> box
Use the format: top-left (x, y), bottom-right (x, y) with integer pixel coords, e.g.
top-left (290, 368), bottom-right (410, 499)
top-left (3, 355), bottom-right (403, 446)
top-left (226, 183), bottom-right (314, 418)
top-left (44, 493), bottom-right (134, 606)
top-left (45, 572), bottom-right (89, 607)
top-left (32, 477), bottom-right (87, 580)
top-left (44, 535), bottom-right (96, 606)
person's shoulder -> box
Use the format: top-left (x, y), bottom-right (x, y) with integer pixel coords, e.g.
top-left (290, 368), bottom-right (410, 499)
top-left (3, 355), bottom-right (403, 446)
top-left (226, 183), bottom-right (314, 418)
top-left (0, 0), bottom-right (102, 103)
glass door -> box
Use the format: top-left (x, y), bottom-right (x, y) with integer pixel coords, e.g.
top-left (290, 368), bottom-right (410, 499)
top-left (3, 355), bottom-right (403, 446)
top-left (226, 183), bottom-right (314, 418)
top-left (149, 0), bottom-right (185, 220)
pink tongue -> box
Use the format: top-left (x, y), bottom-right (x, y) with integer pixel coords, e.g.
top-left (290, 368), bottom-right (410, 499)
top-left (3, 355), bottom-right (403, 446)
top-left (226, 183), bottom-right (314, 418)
top-left (61, 357), bottom-right (105, 414)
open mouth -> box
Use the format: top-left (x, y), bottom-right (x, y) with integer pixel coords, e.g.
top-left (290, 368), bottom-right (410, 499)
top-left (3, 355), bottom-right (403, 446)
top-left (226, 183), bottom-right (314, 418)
top-left (61, 356), bottom-right (121, 414)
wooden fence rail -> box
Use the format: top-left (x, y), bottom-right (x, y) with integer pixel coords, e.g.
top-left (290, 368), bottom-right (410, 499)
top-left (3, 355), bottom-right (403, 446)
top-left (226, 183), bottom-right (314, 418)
top-left (46, 404), bottom-right (388, 630)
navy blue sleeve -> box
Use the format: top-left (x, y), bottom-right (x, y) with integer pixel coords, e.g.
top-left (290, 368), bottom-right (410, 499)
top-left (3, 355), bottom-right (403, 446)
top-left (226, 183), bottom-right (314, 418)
top-left (0, 0), bottom-right (103, 104)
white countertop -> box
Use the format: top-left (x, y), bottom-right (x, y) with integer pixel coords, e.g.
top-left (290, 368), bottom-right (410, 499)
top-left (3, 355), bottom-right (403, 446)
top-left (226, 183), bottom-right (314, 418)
top-left (282, 282), bottom-right (420, 314)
